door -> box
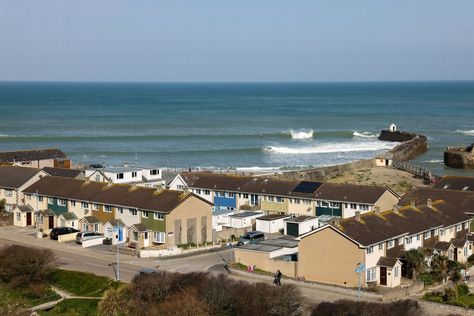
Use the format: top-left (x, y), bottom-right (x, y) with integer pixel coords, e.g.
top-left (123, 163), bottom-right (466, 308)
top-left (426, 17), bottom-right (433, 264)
top-left (380, 267), bottom-right (387, 286)
top-left (454, 248), bottom-right (458, 262)
top-left (286, 222), bottom-right (299, 237)
top-left (26, 213), bottom-right (32, 226)
top-left (48, 216), bottom-right (54, 229)
top-left (118, 227), bottom-right (123, 242)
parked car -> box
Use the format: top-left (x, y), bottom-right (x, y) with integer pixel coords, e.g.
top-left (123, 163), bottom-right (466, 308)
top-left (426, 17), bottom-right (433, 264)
top-left (135, 267), bottom-right (159, 276)
top-left (236, 231), bottom-right (265, 246)
top-left (50, 227), bottom-right (79, 240)
top-left (75, 231), bottom-right (103, 244)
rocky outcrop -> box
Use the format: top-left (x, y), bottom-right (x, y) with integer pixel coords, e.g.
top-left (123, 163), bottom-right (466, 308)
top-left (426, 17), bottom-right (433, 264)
top-left (378, 130), bottom-right (420, 142)
top-left (444, 144), bottom-right (474, 169)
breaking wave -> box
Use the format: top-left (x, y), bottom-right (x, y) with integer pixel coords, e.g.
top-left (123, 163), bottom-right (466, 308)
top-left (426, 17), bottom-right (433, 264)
top-left (264, 141), bottom-right (396, 155)
top-left (352, 131), bottom-right (377, 138)
top-left (456, 130), bottom-right (474, 136)
top-left (290, 129), bottom-right (314, 139)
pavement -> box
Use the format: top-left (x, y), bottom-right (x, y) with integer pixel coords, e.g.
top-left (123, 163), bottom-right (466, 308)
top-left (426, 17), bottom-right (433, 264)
top-left (0, 226), bottom-right (232, 283)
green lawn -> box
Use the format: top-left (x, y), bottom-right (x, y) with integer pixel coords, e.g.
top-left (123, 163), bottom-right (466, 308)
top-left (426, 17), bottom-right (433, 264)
top-left (49, 269), bottom-right (120, 297)
top-left (0, 285), bottom-right (61, 307)
top-left (458, 294), bottom-right (474, 308)
top-left (40, 298), bottom-right (99, 316)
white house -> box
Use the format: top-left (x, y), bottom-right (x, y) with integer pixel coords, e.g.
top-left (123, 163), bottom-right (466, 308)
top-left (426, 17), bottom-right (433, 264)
top-left (228, 211), bottom-right (262, 229)
top-left (256, 214), bottom-right (291, 234)
top-left (103, 219), bottom-right (127, 245)
top-left (85, 166), bottom-right (164, 188)
top-left (284, 216), bottom-right (319, 237)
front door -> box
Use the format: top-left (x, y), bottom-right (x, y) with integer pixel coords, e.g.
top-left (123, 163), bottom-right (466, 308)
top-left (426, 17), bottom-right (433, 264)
top-left (380, 267), bottom-right (387, 286)
top-left (26, 213), bottom-right (32, 226)
top-left (454, 248), bottom-right (458, 262)
top-left (48, 216), bottom-right (54, 229)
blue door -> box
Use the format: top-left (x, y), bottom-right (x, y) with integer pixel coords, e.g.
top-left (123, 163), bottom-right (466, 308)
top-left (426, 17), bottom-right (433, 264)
top-left (118, 228), bottom-right (123, 242)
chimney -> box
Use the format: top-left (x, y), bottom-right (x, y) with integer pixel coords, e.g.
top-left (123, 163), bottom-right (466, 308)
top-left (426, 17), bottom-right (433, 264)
top-left (374, 206), bottom-right (381, 214)
top-left (355, 211), bottom-right (361, 221)
top-left (410, 200), bottom-right (416, 208)
top-left (427, 198), bottom-right (432, 208)
top-left (393, 204), bottom-right (399, 214)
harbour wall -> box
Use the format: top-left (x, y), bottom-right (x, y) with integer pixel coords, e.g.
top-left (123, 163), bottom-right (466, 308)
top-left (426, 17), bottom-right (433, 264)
top-left (444, 144), bottom-right (474, 169)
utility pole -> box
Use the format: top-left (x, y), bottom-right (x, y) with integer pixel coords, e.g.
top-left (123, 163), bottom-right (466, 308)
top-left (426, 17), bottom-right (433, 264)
top-left (115, 223), bottom-right (121, 281)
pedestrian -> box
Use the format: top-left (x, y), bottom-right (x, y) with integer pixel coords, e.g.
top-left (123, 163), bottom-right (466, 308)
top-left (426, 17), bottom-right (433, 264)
top-left (274, 270), bottom-right (282, 286)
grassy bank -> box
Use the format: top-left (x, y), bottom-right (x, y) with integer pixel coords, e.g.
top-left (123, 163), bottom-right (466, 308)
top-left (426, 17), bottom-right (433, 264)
top-left (40, 298), bottom-right (100, 316)
top-left (49, 269), bottom-right (120, 297)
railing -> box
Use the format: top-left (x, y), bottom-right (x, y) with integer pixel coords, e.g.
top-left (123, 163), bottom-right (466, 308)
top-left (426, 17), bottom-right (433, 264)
top-left (392, 160), bottom-right (440, 182)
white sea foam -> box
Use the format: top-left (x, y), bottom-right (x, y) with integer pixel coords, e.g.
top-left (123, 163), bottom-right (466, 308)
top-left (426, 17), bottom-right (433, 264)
top-left (235, 166), bottom-right (282, 172)
top-left (352, 131), bottom-right (377, 138)
top-left (264, 141), bottom-right (395, 155)
top-left (290, 129), bottom-right (314, 139)
top-left (423, 159), bottom-right (443, 163)
top-left (456, 130), bottom-right (474, 136)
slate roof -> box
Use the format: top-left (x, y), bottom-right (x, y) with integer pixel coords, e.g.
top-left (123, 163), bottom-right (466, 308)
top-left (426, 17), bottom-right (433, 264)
top-left (400, 188), bottom-right (474, 214)
top-left (433, 241), bottom-right (452, 252)
top-left (376, 257), bottom-right (399, 267)
top-left (43, 167), bottom-right (82, 179)
top-left (0, 148), bottom-right (66, 163)
top-left (434, 176), bottom-right (474, 192)
top-left (82, 216), bottom-right (102, 224)
top-left (16, 204), bottom-right (34, 213)
top-left (314, 183), bottom-right (392, 204)
top-left (40, 209), bottom-right (55, 216)
top-left (58, 212), bottom-right (78, 220)
top-left (130, 223), bottom-right (151, 232)
top-left (334, 200), bottom-right (471, 247)
top-left (285, 215), bottom-right (317, 223)
top-left (451, 238), bottom-right (468, 248)
top-left (0, 166), bottom-right (42, 189)
top-left (106, 219), bottom-right (125, 227)
top-left (24, 176), bottom-right (212, 213)
top-left (180, 172), bottom-right (320, 198)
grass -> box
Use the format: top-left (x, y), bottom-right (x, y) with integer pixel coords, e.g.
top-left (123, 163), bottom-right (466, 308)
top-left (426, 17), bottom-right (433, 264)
top-left (40, 298), bottom-right (99, 316)
top-left (458, 294), bottom-right (474, 307)
top-left (0, 284), bottom-right (61, 307)
top-left (231, 262), bottom-right (274, 276)
top-left (49, 269), bottom-right (120, 297)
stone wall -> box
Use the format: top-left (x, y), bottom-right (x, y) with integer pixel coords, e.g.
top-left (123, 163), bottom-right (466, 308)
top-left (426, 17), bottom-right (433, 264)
top-left (444, 144), bottom-right (474, 169)
top-left (387, 135), bottom-right (428, 161)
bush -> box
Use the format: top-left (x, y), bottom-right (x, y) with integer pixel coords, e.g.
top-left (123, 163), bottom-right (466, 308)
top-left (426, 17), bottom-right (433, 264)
top-left (0, 245), bottom-right (56, 288)
top-left (418, 272), bottom-right (435, 285)
top-left (311, 299), bottom-right (420, 316)
top-left (423, 291), bottom-right (444, 303)
top-left (457, 283), bottom-right (470, 297)
top-left (443, 288), bottom-right (457, 304)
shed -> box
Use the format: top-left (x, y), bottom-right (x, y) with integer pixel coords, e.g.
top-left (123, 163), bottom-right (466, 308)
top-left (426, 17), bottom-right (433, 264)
top-left (228, 211), bottom-right (263, 229)
top-left (284, 216), bottom-right (319, 237)
top-left (256, 214), bottom-right (291, 233)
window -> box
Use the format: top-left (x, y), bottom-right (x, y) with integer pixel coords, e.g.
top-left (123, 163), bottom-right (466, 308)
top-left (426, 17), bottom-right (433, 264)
top-left (92, 204), bottom-right (99, 210)
top-left (417, 234), bottom-right (420, 241)
top-left (204, 190), bottom-right (210, 195)
top-left (464, 222), bottom-right (469, 229)
top-left (424, 231), bottom-right (431, 239)
top-left (151, 169), bottom-right (159, 175)
top-left (440, 229), bottom-right (445, 236)
top-left (48, 197), bottom-right (54, 204)
top-left (387, 240), bottom-right (394, 249)
top-left (26, 194), bottom-right (31, 200)
top-left (406, 236), bottom-right (413, 244)
top-left (131, 171), bottom-right (137, 178)
top-left (196, 189), bottom-right (201, 194)
top-left (5, 189), bottom-right (13, 197)
top-left (142, 211), bottom-right (150, 218)
top-left (350, 203), bottom-right (357, 209)
top-left (330, 202), bottom-right (340, 208)
top-left (71, 201), bottom-right (76, 207)
top-left (268, 196), bottom-right (275, 202)
top-left (38, 196), bottom-right (43, 202)
top-left (456, 224), bottom-right (462, 232)
top-left (93, 224), bottom-right (99, 232)
top-left (118, 207), bottom-right (124, 214)
top-left (129, 209), bottom-right (138, 216)
top-left (434, 229), bottom-right (439, 236)
top-left (303, 199), bottom-right (311, 205)
top-left (83, 223), bottom-right (88, 231)
top-left (16, 212), bottom-right (21, 221)
top-left (398, 237), bottom-right (404, 245)
top-left (360, 205), bottom-right (369, 211)
top-left (366, 268), bottom-right (376, 282)
top-left (316, 201), bottom-right (321, 207)
top-left (154, 213), bottom-right (164, 220)
top-left (58, 199), bottom-right (67, 206)
top-left (394, 266), bottom-right (399, 278)
top-left (104, 205), bottom-right (112, 213)
top-left (144, 232), bottom-right (148, 239)
top-left (367, 246), bottom-right (374, 254)
top-left (227, 192), bottom-right (235, 198)
top-left (276, 197), bottom-right (284, 203)
top-left (154, 232), bottom-right (166, 243)
top-left (5, 204), bottom-right (13, 212)
top-left (294, 198), bottom-right (301, 204)
top-left (378, 243), bottom-right (383, 250)
top-left (116, 173), bottom-right (124, 179)
top-left (243, 193), bottom-right (249, 199)
top-left (81, 202), bottom-right (89, 208)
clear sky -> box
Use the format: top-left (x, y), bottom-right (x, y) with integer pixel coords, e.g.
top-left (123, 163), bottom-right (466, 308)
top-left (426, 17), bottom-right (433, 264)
top-left (1, 0), bottom-right (473, 82)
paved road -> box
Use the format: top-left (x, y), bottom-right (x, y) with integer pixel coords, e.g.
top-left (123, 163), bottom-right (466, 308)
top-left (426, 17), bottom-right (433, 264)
top-left (0, 226), bottom-right (231, 282)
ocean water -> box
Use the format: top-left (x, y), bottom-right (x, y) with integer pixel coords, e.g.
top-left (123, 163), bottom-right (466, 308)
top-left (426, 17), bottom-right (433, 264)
top-left (0, 81), bottom-right (473, 176)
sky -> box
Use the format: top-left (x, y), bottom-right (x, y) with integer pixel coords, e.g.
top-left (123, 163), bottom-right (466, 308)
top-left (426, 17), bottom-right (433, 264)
top-left (0, 0), bottom-right (473, 82)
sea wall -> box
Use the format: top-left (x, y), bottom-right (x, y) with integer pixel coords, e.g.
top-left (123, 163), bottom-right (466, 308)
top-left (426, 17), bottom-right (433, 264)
top-left (444, 144), bottom-right (474, 169)
top-left (271, 159), bottom-right (375, 182)
top-left (379, 130), bottom-right (428, 162)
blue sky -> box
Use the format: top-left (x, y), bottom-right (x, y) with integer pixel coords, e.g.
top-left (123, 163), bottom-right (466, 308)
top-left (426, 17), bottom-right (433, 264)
top-left (0, 0), bottom-right (473, 82)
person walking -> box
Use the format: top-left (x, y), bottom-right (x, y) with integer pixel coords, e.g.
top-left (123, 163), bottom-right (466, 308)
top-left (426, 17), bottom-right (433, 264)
top-left (274, 270), bottom-right (282, 286)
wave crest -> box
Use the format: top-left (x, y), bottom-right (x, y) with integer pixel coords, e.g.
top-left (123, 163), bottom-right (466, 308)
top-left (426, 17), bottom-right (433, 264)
top-left (264, 141), bottom-right (395, 155)
top-left (353, 131), bottom-right (377, 138)
top-left (290, 129), bottom-right (314, 139)
top-left (456, 130), bottom-right (474, 136)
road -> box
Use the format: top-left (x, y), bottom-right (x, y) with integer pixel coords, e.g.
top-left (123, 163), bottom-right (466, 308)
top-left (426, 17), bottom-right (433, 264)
top-left (0, 226), bottom-right (232, 282)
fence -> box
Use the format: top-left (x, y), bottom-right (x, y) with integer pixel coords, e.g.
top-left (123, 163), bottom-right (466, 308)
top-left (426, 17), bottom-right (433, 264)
top-left (392, 160), bottom-right (439, 182)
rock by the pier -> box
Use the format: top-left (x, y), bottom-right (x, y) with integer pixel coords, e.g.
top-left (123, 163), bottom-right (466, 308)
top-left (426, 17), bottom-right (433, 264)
top-left (444, 143), bottom-right (474, 169)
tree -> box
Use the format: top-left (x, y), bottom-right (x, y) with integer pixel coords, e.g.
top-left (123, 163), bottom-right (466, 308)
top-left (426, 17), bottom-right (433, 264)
top-left (447, 260), bottom-right (462, 298)
top-left (431, 254), bottom-right (449, 283)
top-left (404, 249), bottom-right (426, 279)
top-left (0, 245), bottom-right (56, 288)
top-left (0, 199), bottom-right (6, 214)
top-left (157, 287), bottom-right (210, 316)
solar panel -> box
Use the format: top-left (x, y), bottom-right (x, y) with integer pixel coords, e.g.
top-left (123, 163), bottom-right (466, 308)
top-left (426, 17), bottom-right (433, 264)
top-left (293, 181), bottom-right (322, 193)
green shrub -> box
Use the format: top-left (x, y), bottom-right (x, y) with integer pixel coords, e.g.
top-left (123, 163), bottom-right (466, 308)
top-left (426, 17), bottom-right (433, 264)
top-left (457, 283), bottom-right (470, 296)
top-left (443, 288), bottom-right (457, 304)
top-left (418, 272), bottom-right (434, 285)
top-left (422, 291), bottom-right (444, 303)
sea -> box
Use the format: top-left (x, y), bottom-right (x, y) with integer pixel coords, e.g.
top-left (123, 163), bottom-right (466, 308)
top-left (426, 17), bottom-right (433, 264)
top-left (0, 81), bottom-right (473, 176)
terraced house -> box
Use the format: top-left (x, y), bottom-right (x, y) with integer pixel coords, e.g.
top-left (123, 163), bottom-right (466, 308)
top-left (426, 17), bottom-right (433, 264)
top-left (22, 176), bottom-right (213, 248)
top-left (297, 188), bottom-right (473, 288)
top-left (0, 166), bottom-right (48, 226)
top-left (169, 172), bottom-right (399, 219)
